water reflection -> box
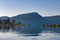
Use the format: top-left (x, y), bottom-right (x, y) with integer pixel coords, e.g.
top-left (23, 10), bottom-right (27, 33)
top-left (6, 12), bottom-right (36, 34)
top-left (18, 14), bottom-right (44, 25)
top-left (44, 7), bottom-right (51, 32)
top-left (0, 26), bottom-right (60, 36)
top-left (0, 31), bottom-right (60, 40)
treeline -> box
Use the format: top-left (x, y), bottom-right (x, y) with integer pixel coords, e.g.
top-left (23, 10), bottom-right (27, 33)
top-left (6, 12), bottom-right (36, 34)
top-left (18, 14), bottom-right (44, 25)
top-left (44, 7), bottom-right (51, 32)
top-left (43, 24), bottom-right (60, 28)
top-left (0, 18), bottom-right (21, 30)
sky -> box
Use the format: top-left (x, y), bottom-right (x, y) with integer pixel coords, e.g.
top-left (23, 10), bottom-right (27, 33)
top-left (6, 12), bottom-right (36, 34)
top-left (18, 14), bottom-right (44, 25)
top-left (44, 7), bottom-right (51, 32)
top-left (0, 0), bottom-right (60, 17)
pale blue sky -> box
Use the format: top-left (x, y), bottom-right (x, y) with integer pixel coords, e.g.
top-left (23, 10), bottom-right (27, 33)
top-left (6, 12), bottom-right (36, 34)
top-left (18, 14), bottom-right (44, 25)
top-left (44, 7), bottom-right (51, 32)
top-left (0, 0), bottom-right (60, 17)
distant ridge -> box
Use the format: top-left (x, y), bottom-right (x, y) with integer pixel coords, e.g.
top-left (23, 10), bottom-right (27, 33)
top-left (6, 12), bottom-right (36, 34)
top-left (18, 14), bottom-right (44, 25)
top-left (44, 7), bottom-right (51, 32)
top-left (11, 12), bottom-right (43, 21)
top-left (0, 16), bottom-right (9, 20)
top-left (0, 12), bottom-right (60, 34)
top-left (44, 15), bottom-right (60, 24)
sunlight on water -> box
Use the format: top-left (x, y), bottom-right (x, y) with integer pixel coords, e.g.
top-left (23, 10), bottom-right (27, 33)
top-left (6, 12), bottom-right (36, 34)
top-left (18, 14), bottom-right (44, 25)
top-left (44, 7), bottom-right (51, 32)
top-left (0, 32), bottom-right (60, 40)
top-left (0, 32), bottom-right (18, 38)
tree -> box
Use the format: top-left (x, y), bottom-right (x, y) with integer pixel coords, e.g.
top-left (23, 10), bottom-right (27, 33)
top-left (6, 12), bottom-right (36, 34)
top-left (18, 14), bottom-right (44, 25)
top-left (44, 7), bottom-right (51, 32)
top-left (43, 24), bottom-right (49, 27)
top-left (0, 19), bottom-right (2, 30)
top-left (28, 24), bottom-right (31, 26)
top-left (11, 20), bottom-right (16, 30)
top-left (6, 18), bottom-right (10, 30)
top-left (18, 21), bottom-right (21, 24)
top-left (2, 19), bottom-right (6, 30)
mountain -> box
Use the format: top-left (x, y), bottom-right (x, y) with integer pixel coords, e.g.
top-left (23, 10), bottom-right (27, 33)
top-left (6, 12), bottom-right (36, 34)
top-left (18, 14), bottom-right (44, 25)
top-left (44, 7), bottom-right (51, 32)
top-left (0, 16), bottom-right (9, 20)
top-left (0, 12), bottom-right (60, 35)
top-left (44, 15), bottom-right (60, 24)
top-left (10, 12), bottom-right (48, 34)
top-left (43, 15), bottom-right (60, 33)
top-left (11, 12), bottom-right (60, 34)
top-left (11, 12), bottom-right (43, 21)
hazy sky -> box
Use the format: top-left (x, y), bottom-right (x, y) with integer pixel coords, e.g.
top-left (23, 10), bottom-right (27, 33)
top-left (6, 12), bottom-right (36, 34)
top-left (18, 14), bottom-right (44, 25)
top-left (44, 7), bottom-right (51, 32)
top-left (0, 0), bottom-right (60, 17)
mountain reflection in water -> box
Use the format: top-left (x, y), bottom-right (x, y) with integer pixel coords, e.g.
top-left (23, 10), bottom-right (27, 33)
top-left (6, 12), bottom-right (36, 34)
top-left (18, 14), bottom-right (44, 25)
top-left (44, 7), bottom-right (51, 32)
top-left (0, 26), bottom-right (60, 36)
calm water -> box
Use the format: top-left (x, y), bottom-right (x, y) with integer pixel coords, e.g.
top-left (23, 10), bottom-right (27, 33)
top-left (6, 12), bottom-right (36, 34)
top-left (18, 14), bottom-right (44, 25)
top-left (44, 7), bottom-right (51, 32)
top-left (0, 32), bottom-right (60, 40)
top-left (0, 26), bottom-right (60, 40)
